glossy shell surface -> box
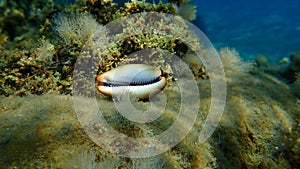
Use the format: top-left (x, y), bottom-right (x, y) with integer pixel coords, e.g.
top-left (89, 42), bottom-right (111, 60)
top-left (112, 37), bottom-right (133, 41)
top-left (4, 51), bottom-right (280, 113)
top-left (96, 64), bottom-right (167, 99)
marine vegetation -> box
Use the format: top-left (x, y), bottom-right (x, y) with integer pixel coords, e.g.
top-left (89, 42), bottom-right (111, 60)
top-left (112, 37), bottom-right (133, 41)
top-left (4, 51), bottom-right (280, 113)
top-left (0, 0), bottom-right (299, 169)
top-left (255, 52), bottom-right (300, 83)
top-left (0, 0), bottom-right (199, 96)
top-left (1, 65), bottom-right (299, 168)
top-left (290, 73), bottom-right (300, 98)
top-left (219, 47), bottom-right (254, 73)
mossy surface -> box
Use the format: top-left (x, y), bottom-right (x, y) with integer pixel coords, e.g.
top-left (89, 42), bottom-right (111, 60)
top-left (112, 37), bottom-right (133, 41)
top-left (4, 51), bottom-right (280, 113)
top-left (0, 70), bottom-right (299, 168)
top-left (0, 0), bottom-right (299, 168)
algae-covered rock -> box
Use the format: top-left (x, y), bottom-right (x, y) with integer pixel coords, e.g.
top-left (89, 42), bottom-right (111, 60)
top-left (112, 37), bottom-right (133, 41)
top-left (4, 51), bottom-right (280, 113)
top-left (0, 0), bottom-right (203, 96)
top-left (0, 69), bottom-right (299, 168)
top-left (256, 52), bottom-right (300, 83)
top-left (255, 54), bottom-right (268, 68)
top-left (0, 0), bottom-right (299, 168)
top-left (290, 74), bottom-right (300, 99)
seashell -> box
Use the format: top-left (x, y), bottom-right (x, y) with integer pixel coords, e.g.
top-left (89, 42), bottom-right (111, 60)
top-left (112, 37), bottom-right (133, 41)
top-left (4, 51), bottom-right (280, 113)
top-left (96, 64), bottom-right (167, 99)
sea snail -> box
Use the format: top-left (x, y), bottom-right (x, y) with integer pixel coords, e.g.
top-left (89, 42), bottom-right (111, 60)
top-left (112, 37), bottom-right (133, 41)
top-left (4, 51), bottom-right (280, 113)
top-left (96, 64), bottom-right (167, 99)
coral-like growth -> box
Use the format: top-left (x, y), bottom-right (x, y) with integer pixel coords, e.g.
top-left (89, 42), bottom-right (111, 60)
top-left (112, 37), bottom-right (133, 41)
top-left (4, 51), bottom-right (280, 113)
top-left (219, 47), bottom-right (254, 73)
top-left (174, 3), bottom-right (197, 21)
top-left (85, 12), bottom-right (203, 77)
top-left (52, 13), bottom-right (104, 48)
top-left (167, 0), bottom-right (197, 21)
top-left (35, 37), bottom-right (56, 63)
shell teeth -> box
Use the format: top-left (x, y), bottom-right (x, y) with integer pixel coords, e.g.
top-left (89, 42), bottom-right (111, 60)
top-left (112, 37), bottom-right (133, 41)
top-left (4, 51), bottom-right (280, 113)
top-left (101, 77), bottom-right (160, 86)
top-left (96, 64), bottom-right (167, 99)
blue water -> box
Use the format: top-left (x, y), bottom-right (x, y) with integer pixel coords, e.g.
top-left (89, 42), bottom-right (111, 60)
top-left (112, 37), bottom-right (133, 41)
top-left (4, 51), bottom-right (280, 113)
top-left (193, 0), bottom-right (300, 62)
top-left (50, 0), bottom-right (300, 62)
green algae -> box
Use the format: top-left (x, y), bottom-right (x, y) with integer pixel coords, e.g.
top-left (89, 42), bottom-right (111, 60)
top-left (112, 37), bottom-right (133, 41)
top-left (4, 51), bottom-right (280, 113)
top-left (0, 69), bottom-right (299, 168)
top-left (0, 0), bottom-right (199, 96)
top-left (0, 0), bottom-right (299, 168)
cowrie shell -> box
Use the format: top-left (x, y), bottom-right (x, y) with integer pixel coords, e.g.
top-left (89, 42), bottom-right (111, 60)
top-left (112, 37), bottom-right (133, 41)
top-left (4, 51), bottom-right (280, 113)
top-left (96, 64), bottom-right (167, 99)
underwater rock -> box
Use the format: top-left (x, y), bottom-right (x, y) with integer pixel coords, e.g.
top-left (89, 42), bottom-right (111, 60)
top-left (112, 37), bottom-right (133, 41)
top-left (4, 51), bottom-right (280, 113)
top-left (0, 69), bottom-right (299, 168)
top-left (255, 54), bottom-right (269, 68)
top-left (256, 53), bottom-right (300, 83)
top-left (290, 74), bottom-right (300, 99)
top-left (290, 53), bottom-right (300, 72)
top-left (278, 53), bottom-right (300, 83)
top-left (0, 0), bottom-right (299, 168)
top-left (0, 0), bottom-right (204, 96)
